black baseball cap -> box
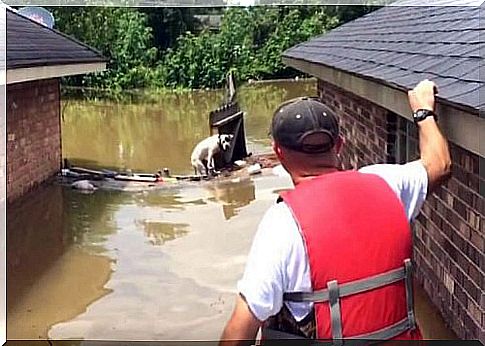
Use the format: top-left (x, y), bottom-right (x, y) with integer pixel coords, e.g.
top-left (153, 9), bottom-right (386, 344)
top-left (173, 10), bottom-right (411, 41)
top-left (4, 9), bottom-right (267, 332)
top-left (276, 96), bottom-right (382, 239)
top-left (271, 97), bottom-right (339, 154)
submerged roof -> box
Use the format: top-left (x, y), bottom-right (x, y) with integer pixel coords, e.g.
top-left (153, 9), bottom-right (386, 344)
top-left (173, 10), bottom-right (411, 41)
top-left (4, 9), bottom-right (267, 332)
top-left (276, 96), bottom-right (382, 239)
top-left (7, 8), bottom-right (106, 69)
top-left (283, 5), bottom-right (483, 113)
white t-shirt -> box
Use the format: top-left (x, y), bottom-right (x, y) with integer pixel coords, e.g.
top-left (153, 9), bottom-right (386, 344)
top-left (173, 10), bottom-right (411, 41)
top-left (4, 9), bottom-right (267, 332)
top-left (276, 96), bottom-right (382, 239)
top-left (237, 160), bottom-right (428, 322)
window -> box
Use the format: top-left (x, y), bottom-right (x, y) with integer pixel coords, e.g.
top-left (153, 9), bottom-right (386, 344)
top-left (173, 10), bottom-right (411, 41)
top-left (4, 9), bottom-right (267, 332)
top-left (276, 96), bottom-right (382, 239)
top-left (480, 157), bottom-right (485, 198)
top-left (388, 113), bottom-right (419, 163)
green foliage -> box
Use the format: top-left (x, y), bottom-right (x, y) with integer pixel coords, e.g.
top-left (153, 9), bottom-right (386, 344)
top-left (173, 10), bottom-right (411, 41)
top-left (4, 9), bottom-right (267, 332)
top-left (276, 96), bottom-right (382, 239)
top-left (158, 7), bottom-right (340, 89)
top-left (141, 8), bottom-right (200, 52)
top-left (254, 7), bottom-right (339, 77)
top-left (52, 6), bottom-right (375, 91)
top-left (52, 7), bottom-right (157, 91)
top-left (328, 5), bottom-right (381, 23)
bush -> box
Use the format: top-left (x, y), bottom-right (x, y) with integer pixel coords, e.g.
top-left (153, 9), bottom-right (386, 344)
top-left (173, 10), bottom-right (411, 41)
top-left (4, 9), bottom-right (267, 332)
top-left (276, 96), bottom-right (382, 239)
top-left (158, 7), bottom-right (339, 89)
top-left (53, 6), bottom-right (376, 91)
top-left (53, 7), bottom-right (158, 91)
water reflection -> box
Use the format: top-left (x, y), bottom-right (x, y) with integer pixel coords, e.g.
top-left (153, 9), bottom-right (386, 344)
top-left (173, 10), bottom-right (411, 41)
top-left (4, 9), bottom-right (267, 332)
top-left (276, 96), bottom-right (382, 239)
top-left (205, 177), bottom-right (256, 220)
top-left (7, 185), bottom-right (114, 339)
top-left (130, 189), bottom-right (207, 210)
top-left (8, 185), bottom-right (66, 313)
top-left (136, 220), bottom-right (190, 246)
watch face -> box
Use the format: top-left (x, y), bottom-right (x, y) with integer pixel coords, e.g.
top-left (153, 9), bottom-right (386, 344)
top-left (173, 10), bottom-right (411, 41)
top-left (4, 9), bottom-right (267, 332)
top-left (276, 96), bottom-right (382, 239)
top-left (414, 109), bottom-right (434, 122)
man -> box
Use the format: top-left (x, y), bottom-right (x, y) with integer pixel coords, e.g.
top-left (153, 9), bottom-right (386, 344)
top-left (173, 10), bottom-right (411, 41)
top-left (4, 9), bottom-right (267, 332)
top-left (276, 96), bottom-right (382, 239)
top-left (219, 80), bottom-right (451, 345)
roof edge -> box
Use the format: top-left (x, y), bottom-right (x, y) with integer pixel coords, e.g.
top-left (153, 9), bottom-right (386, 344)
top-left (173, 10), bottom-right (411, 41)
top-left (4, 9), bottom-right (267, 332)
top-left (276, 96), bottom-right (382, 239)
top-left (283, 56), bottom-right (484, 158)
top-left (6, 61), bottom-right (107, 84)
top-left (7, 57), bottom-right (108, 70)
top-left (282, 54), bottom-right (479, 115)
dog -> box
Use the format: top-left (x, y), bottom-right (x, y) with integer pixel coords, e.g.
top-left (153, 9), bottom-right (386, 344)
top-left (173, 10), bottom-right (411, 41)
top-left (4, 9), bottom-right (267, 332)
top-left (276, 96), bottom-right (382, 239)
top-left (191, 134), bottom-right (234, 176)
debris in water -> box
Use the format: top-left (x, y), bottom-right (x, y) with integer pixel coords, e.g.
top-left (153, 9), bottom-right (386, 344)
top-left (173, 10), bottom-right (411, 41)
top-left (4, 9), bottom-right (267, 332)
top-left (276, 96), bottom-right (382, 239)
top-left (71, 180), bottom-right (97, 191)
top-left (272, 164), bottom-right (291, 178)
top-left (248, 163), bottom-right (262, 175)
top-left (234, 160), bottom-right (247, 168)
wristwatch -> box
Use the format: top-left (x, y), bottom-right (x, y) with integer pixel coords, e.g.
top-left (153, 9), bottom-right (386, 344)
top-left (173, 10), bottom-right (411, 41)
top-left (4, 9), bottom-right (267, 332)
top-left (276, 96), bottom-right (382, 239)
top-left (413, 109), bottom-right (436, 123)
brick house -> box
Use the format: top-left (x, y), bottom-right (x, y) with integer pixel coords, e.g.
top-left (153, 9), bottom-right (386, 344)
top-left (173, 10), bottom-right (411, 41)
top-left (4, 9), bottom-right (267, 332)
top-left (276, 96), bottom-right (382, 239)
top-left (6, 8), bottom-right (106, 203)
top-left (283, 4), bottom-right (484, 342)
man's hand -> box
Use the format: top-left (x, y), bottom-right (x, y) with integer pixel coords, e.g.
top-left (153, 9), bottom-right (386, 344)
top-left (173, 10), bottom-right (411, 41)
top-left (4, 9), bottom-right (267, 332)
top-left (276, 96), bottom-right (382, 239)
top-left (219, 295), bottom-right (262, 346)
top-left (408, 80), bottom-right (451, 191)
top-left (408, 79), bottom-right (437, 112)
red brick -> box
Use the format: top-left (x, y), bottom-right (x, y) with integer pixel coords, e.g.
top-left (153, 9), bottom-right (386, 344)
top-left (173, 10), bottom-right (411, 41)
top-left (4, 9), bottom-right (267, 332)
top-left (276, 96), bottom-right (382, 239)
top-left (470, 230), bottom-right (485, 253)
top-left (7, 78), bottom-right (61, 203)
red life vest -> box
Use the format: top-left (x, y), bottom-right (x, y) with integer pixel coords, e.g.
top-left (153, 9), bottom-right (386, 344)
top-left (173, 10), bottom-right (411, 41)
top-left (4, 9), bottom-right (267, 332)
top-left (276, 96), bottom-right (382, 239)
top-left (275, 170), bottom-right (422, 342)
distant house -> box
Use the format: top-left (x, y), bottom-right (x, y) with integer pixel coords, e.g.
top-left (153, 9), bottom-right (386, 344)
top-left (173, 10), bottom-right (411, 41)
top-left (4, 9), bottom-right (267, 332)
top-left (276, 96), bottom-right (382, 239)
top-left (194, 14), bottom-right (222, 31)
top-left (6, 8), bottom-right (106, 202)
top-left (283, 3), bottom-right (484, 342)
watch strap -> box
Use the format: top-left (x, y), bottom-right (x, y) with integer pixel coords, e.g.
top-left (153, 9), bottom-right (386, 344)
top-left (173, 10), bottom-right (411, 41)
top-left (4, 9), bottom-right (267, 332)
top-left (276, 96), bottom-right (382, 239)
top-left (413, 109), bottom-right (436, 123)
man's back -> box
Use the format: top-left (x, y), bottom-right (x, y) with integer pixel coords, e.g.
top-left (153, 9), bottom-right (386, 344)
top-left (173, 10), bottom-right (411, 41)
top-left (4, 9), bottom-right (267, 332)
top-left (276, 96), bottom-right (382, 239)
top-left (280, 170), bottom-right (417, 339)
top-left (237, 161), bottom-right (428, 326)
top-left (220, 81), bottom-right (451, 345)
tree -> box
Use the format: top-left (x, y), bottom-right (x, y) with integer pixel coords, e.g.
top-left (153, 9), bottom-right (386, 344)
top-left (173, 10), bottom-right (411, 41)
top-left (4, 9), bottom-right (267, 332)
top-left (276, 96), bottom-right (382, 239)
top-left (50, 6), bottom-right (378, 90)
top-left (52, 7), bottom-right (157, 90)
top-left (158, 7), bottom-right (340, 89)
top-left (140, 8), bottom-right (200, 53)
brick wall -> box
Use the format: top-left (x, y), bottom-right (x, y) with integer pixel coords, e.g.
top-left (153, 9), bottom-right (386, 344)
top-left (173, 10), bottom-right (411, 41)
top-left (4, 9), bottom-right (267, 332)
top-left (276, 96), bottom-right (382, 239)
top-left (318, 80), bottom-right (391, 169)
top-left (7, 78), bottom-right (61, 203)
top-left (318, 80), bottom-right (485, 342)
top-left (414, 144), bottom-right (484, 341)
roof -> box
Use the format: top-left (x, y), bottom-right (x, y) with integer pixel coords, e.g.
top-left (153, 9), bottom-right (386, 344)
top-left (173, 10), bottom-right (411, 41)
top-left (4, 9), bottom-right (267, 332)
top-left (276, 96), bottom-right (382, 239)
top-left (283, 5), bottom-right (483, 113)
top-left (390, 0), bottom-right (482, 6)
top-left (194, 14), bottom-right (222, 30)
top-left (7, 8), bottom-right (107, 70)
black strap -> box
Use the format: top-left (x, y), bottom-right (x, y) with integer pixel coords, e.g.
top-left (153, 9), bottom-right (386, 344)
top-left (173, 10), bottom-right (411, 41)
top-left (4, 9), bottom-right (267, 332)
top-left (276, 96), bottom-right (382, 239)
top-left (262, 327), bottom-right (307, 340)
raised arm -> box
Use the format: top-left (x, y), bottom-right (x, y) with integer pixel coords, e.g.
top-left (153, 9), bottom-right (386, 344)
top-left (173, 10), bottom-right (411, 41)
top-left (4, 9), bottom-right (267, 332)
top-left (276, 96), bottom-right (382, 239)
top-left (408, 80), bottom-right (452, 191)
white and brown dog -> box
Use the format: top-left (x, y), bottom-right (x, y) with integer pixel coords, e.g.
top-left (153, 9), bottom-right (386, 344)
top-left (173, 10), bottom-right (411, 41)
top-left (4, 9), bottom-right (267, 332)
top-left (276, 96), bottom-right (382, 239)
top-left (191, 134), bottom-right (234, 176)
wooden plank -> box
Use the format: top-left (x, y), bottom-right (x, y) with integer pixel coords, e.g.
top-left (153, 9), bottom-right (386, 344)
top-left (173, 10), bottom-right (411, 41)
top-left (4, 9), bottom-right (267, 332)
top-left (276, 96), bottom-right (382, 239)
top-left (113, 174), bottom-right (160, 183)
top-left (211, 111), bottom-right (244, 128)
top-left (70, 166), bottom-right (106, 176)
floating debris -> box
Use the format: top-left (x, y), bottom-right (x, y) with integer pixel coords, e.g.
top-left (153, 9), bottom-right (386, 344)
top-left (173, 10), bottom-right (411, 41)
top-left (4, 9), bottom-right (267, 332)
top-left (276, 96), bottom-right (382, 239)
top-left (58, 153), bottom-right (280, 192)
top-left (71, 180), bottom-right (97, 191)
top-left (234, 160), bottom-right (247, 168)
top-left (248, 163), bottom-right (262, 175)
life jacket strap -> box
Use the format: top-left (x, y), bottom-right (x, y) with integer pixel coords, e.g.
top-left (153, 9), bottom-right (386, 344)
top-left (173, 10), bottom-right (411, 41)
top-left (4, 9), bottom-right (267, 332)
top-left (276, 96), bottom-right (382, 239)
top-left (404, 258), bottom-right (416, 331)
top-left (328, 280), bottom-right (343, 345)
top-left (281, 258), bottom-right (416, 342)
top-left (348, 316), bottom-right (412, 340)
top-left (283, 259), bottom-right (409, 303)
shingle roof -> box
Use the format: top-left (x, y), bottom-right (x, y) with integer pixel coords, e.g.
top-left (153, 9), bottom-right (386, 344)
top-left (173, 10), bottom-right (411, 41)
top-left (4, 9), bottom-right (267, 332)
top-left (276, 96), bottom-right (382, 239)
top-left (390, 0), bottom-right (482, 6)
top-left (7, 8), bottom-right (107, 69)
top-left (283, 5), bottom-right (483, 113)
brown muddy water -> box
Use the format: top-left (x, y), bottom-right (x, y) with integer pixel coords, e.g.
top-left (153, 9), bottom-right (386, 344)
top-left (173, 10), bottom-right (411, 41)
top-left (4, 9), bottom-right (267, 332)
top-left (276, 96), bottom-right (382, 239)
top-left (7, 80), bottom-right (455, 341)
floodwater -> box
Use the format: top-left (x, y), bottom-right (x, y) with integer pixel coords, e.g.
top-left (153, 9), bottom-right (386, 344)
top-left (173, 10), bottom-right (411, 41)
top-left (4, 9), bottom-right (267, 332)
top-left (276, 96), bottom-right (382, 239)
top-left (7, 80), bottom-right (455, 341)
top-left (60, 80), bottom-right (296, 175)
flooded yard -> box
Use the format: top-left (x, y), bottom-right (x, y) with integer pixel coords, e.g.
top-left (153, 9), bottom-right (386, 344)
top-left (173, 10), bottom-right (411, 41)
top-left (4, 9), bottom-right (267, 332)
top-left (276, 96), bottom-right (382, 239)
top-left (7, 80), bottom-right (455, 340)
